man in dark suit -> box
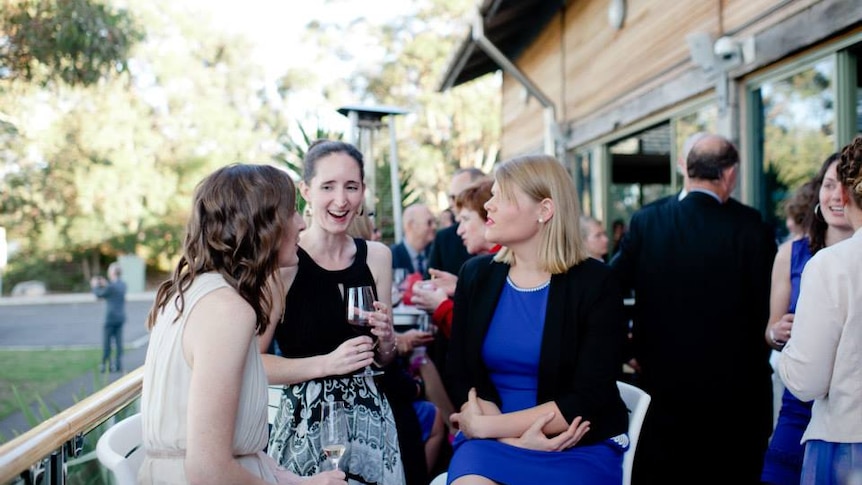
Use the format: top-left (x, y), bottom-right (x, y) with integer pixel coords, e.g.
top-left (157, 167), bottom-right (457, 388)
top-left (427, 167), bottom-right (486, 276)
top-left (610, 135), bottom-right (776, 484)
top-left (390, 203), bottom-right (436, 278)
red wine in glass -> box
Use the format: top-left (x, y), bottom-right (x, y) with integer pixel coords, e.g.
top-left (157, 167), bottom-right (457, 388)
top-left (345, 285), bottom-right (383, 377)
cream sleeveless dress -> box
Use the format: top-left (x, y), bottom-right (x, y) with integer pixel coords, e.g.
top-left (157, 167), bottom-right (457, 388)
top-left (139, 273), bottom-right (276, 484)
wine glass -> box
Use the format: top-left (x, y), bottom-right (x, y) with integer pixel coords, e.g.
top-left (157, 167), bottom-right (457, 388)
top-left (346, 285), bottom-right (383, 377)
top-left (320, 401), bottom-right (349, 472)
top-left (392, 268), bottom-right (408, 306)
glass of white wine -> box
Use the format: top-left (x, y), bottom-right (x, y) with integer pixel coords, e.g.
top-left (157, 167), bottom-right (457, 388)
top-left (320, 401), bottom-right (349, 472)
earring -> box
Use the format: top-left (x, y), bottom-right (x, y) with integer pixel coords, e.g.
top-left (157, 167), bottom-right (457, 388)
top-left (814, 203), bottom-right (824, 222)
top-left (538, 218), bottom-right (544, 223)
top-left (304, 206), bottom-right (312, 218)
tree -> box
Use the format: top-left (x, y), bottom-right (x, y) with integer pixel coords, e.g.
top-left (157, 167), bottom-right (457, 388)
top-left (283, 0), bottom-right (500, 222)
top-left (0, 0), bottom-right (289, 291)
top-left (0, 0), bottom-right (143, 86)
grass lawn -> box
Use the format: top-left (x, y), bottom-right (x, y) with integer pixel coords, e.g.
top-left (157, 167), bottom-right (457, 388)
top-left (0, 348), bottom-right (103, 423)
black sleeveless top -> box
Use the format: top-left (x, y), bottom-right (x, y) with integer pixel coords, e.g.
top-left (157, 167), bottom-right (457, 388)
top-left (275, 238), bottom-right (377, 358)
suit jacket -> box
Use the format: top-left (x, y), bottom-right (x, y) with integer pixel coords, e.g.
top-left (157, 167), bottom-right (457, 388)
top-left (610, 192), bottom-right (776, 481)
top-left (427, 224), bottom-right (471, 276)
top-left (390, 241), bottom-right (430, 278)
top-left (448, 254), bottom-right (629, 445)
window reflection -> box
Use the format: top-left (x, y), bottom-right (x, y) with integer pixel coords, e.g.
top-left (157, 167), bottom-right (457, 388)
top-left (757, 58), bottom-right (835, 239)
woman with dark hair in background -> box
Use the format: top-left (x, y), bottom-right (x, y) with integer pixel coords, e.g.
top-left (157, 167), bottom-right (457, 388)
top-left (778, 136), bottom-right (862, 484)
top-left (761, 153), bottom-right (853, 485)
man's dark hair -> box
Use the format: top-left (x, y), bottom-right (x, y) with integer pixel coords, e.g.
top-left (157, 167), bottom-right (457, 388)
top-left (687, 137), bottom-right (739, 181)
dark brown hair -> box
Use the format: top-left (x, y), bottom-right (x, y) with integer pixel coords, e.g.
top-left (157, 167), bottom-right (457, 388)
top-left (146, 164), bottom-right (297, 335)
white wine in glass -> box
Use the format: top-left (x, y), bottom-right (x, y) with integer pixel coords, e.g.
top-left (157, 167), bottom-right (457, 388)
top-left (320, 401), bottom-right (349, 472)
top-left (345, 285), bottom-right (383, 377)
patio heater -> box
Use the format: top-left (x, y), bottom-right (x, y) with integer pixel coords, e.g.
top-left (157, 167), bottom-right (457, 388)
top-left (337, 105), bottom-right (408, 243)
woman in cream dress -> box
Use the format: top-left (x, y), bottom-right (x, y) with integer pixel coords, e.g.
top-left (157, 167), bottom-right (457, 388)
top-left (139, 164), bottom-right (344, 485)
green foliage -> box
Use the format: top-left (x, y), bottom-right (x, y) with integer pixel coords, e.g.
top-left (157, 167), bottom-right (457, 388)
top-left (0, 0), bottom-right (144, 86)
top-left (0, 348), bottom-right (102, 427)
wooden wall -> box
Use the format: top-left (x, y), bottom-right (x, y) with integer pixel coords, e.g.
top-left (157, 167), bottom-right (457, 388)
top-left (498, 0), bottom-right (811, 157)
top-left (500, 14), bottom-right (564, 158)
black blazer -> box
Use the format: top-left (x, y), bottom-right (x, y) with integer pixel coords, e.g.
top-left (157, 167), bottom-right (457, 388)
top-left (610, 192), bottom-right (775, 420)
top-left (390, 241), bottom-right (430, 278)
top-left (427, 224), bottom-right (471, 276)
top-left (448, 254), bottom-right (629, 445)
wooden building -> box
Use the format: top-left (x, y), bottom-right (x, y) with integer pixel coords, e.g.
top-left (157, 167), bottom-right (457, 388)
top-left (440, 0), bottom-right (862, 238)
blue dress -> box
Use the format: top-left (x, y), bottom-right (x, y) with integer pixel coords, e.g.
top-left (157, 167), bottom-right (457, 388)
top-left (447, 279), bottom-right (624, 485)
top-left (761, 238), bottom-right (814, 485)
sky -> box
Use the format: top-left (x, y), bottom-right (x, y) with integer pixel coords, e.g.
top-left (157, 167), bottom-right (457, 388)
top-left (185, 0), bottom-right (414, 79)
top-left (180, 0), bottom-right (418, 130)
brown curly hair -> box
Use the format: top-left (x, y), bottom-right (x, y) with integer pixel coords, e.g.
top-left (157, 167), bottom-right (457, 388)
top-left (146, 164), bottom-right (297, 335)
top-left (837, 135), bottom-right (862, 209)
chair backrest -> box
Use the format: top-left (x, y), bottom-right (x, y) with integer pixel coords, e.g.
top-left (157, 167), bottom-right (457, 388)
top-left (268, 385), bottom-right (283, 425)
top-left (96, 412), bottom-right (144, 485)
top-left (616, 381), bottom-right (651, 485)
top-left (429, 472), bottom-right (448, 485)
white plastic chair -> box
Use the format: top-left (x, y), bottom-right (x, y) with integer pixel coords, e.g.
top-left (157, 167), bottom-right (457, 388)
top-left (268, 385), bottom-right (283, 425)
top-left (429, 472), bottom-right (447, 485)
top-left (96, 412), bottom-right (144, 485)
top-left (616, 381), bottom-right (651, 485)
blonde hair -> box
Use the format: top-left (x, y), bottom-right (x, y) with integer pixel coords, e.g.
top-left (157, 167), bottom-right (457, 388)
top-left (493, 155), bottom-right (587, 273)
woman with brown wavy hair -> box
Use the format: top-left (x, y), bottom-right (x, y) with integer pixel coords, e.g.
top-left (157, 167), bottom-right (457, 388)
top-left (140, 164), bottom-right (344, 485)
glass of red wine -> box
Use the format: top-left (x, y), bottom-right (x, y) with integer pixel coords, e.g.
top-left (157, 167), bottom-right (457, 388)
top-left (346, 285), bottom-right (383, 377)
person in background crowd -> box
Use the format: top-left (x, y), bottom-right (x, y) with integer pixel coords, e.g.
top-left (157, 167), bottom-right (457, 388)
top-left (675, 132), bottom-right (709, 200)
top-left (610, 219), bottom-right (626, 259)
top-left (781, 182), bottom-right (818, 243)
top-left (579, 215), bottom-right (609, 262)
top-left (437, 208), bottom-right (455, 230)
top-left (761, 153), bottom-right (854, 485)
top-left (779, 136), bottom-right (862, 485)
top-left (427, 168), bottom-right (486, 276)
top-left (261, 140), bottom-right (405, 485)
top-left (446, 155), bottom-right (629, 484)
top-left (391, 203), bottom-right (436, 279)
top-left (139, 164), bottom-right (344, 485)
top-left (611, 135), bottom-right (776, 484)
top-left (348, 207), bottom-right (381, 242)
top-left (91, 261), bottom-right (127, 373)
top-left (410, 179), bottom-right (498, 438)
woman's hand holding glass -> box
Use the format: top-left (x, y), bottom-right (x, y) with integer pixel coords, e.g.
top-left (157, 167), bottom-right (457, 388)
top-left (325, 337), bottom-right (375, 377)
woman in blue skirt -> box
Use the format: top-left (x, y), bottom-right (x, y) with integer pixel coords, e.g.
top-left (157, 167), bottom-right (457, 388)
top-left (446, 155), bottom-right (630, 485)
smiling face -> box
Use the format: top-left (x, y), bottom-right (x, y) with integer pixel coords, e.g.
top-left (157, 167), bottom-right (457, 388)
top-left (301, 152), bottom-right (365, 234)
top-left (821, 161), bottom-right (851, 230)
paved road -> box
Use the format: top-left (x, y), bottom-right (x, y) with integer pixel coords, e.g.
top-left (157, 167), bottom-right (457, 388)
top-left (0, 295), bottom-right (153, 349)
top-left (0, 293), bottom-right (155, 441)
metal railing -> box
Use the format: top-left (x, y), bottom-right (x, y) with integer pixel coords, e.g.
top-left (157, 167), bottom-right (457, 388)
top-left (0, 367), bottom-right (143, 484)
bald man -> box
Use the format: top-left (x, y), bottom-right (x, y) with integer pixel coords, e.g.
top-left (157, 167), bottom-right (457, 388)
top-left (390, 203), bottom-right (436, 278)
top-left (611, 135), bottom-right (776, 484)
